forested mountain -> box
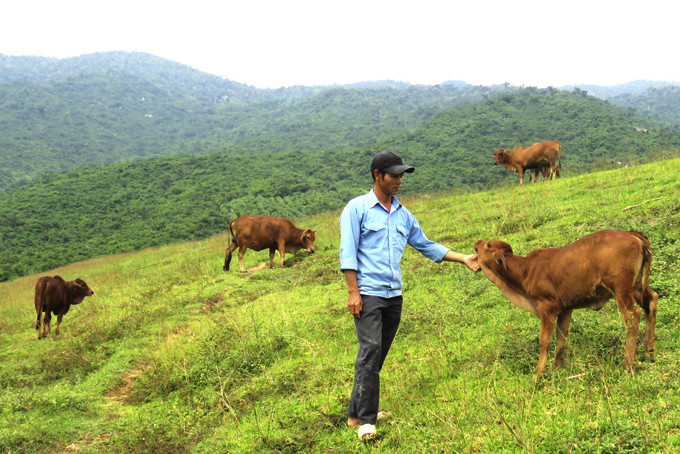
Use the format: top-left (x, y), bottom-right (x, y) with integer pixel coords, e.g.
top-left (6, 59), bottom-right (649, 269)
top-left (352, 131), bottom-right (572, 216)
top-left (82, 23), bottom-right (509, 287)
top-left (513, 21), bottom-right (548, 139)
top-left (608, 85), bottom-right (680, 126)
top-left (1, 52), bottom-right (517, 190)
top-left (2, 88), bottom-right (679, 281)
top-left (565, 80), bottom-right (680, 126)
top-left (0, 51), bottom-right (304, 103)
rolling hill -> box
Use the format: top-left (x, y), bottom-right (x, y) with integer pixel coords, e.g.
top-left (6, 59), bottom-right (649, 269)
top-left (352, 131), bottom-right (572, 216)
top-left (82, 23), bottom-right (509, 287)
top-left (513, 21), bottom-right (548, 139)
top-left (1, 159), bottom-right (679, 452)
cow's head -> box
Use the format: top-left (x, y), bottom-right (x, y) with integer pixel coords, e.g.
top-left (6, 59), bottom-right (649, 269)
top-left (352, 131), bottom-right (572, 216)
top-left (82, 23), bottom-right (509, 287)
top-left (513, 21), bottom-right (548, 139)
top-left (301, 229), bottom-right (316, 253)
top-left (474, 239), bottom-right (513, 272)
top-left (491, 149), bottom-right (507, 165)
top-left (70, 278), bottom-right (94, 304)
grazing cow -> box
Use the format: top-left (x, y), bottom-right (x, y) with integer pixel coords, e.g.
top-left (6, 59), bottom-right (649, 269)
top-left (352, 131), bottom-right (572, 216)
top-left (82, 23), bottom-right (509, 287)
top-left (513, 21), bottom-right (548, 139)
top-left (34, 275), bottom-right (94, 339)
top-left (473, 230), bottom-right (658, 377)
top-left (492, 140), bottom-right (562, 185)
top-left (223, 215), bottom-right (316, 272)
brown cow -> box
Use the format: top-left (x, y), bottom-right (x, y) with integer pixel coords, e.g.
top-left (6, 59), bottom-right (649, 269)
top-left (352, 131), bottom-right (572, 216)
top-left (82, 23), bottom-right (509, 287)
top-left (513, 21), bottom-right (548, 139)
top-left (473, 230), bottom-right (657, 377)
top-left (492, 140), bottom-right (562, 185)
top-left (34, 275), bottom-right (94, 339)
top-left (223, 215), bottom-right (316, 272)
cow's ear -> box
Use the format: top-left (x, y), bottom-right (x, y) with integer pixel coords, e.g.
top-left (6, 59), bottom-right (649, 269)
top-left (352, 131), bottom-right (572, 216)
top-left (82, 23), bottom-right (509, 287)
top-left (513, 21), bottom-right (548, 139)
top-left (493, 251), bottom-right (507, 270)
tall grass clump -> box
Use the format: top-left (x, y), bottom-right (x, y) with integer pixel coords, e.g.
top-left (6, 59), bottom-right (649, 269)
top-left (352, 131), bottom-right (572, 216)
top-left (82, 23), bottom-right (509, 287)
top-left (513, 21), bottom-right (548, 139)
top-left (1, 158), bottom-right (679, 453)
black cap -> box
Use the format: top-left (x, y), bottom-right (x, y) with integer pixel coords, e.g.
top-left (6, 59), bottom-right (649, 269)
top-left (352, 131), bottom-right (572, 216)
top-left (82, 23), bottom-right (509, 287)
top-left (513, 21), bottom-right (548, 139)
top-left (370, 151), bottom-right (415, 174)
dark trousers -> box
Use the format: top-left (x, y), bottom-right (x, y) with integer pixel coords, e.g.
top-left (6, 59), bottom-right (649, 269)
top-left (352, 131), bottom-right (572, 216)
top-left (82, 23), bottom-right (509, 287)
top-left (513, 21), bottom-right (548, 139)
top-left (347, 294), bottom-right (403, 425)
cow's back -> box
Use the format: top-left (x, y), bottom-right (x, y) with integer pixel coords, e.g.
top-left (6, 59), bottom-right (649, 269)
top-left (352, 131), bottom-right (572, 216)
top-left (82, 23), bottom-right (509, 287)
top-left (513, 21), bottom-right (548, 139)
top-left (232, 215), bottom-right (294, 251)
top-left (44, 276), bottom-right (68, 311)
top-left (512, 142), bottom-right (552, 166)
top-left (523, 230), bottom-right (645, 302)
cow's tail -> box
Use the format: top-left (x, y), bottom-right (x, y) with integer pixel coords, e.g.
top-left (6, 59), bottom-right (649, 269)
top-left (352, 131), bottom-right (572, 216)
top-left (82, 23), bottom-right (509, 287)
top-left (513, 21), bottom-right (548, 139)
top-left (34, 278), bottom-right (48, 330)
top-left (555, 142), bottom-right (562, 175)
top-left (630, 231), bottom-right (654, 316)
top-left (223, 220), bottom-right (237, 271)
top-left (557, 143), bottom-right (562, 169)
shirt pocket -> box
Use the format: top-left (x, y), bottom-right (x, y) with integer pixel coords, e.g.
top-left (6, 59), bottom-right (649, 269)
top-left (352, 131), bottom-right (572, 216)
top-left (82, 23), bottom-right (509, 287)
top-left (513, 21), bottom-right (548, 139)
top-left (362, 222), bottom-right (386, 250)
top-left (394, 224), bottom-right (409, 251)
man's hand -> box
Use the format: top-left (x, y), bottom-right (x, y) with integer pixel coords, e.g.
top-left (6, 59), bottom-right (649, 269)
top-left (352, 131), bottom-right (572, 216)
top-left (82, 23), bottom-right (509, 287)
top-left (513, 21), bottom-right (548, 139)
top-left (442, 250), bottom-right (480, 272)
top-left (348, 292), bottom-right (363, 318)
top-left (343, 270), bottom-right (363, 318)
top-left (464, 254), bottom-right (481, 272)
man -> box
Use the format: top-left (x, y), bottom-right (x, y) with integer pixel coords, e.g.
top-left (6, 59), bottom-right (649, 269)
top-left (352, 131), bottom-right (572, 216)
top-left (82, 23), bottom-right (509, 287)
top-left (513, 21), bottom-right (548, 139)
top-left (339, 150), bottom-right (480, 440)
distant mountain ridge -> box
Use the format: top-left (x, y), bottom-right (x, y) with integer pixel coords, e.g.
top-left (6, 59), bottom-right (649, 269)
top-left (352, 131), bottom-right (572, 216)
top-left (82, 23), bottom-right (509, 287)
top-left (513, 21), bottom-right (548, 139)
top-left (0, 52), bottom-right (520, 190)
top-left (1, 51), bottom-right (679, 191)
top-left (4, 52), bottom-right (676, 103)
top-left (0, 51), bottom-right (323, 104)
top-left (566, 80), bottom-right (678, 98)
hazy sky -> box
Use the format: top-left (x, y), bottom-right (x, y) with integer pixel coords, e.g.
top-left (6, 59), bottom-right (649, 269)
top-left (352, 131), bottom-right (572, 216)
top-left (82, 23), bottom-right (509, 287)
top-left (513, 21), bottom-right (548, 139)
top-left (2, 0), bottom-right (677, 89)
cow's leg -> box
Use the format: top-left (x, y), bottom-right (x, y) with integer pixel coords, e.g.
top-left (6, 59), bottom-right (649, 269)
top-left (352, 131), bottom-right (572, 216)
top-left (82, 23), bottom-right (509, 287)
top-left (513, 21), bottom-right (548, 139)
top-left (518, 168), bottom-right (525, 186)
top-left (553, 309), bottom-right (573, 368)
top-left (269, 247), bottom-right (277, 268)
top-left (278, 241), bottom-right (286, 268)
top-left (223, 242), bottom-right (238, 271)
top-left (536, 311), bottom-right (556, 377)
top-left (41, 311), bottom-right (52, 339)
top-left (35, 286), bottom-right (44, 332)
top-left (615, 290), bottom-right (641, 370)
top-left (238, 245), bottom-right (248, 272)
top-left (37, 311), bottom-right (44, 339)
top-left (644, 289), bottom-right (658, 357)
top-left (55, 312), bottom-right (64, 335)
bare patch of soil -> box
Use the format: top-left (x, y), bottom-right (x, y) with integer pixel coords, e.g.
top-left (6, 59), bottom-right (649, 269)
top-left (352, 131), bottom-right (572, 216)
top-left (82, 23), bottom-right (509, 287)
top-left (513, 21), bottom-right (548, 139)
top-left (246, 262), bottom-right (269, 273)
top-left (104, 368), bottom-right (144, 405)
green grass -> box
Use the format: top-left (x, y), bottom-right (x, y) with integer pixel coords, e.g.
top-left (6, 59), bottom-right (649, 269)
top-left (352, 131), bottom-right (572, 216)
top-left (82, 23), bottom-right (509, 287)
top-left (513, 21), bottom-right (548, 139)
top-left (1, 159), bottom-right (679, 453)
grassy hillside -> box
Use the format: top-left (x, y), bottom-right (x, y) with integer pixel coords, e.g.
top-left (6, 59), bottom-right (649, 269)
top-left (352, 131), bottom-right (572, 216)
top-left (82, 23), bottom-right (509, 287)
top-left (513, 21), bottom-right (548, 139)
top-left (1, 159), bottom-right (679, 453)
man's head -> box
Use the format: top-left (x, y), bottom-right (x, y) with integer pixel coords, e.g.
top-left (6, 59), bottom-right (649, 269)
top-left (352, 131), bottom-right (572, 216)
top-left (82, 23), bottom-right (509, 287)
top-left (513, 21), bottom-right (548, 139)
top-left (370, 151), bottom-right (415, 181)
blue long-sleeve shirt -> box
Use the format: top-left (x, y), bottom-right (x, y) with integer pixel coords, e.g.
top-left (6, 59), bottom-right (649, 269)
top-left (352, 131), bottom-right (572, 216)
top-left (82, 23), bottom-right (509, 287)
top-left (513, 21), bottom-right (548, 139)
top-left (339, 189), bottom-right (449, 297)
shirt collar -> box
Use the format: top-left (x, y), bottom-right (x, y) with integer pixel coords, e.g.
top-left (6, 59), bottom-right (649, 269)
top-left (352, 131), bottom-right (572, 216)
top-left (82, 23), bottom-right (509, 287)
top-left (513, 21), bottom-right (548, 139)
top-left (368, 189), bottom-right (401, 212)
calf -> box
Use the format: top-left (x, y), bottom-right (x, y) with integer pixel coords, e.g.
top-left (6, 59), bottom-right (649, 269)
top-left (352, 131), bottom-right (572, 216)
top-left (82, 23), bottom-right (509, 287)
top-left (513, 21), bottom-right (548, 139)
top-left (34, 275), bottom-right (94, 339)
top-left (531, 162), bottom-right (561, 182)
top-left (474, 230), bottom-right (657, 376)
top-left (223, 215), bottom-right (316, 272)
